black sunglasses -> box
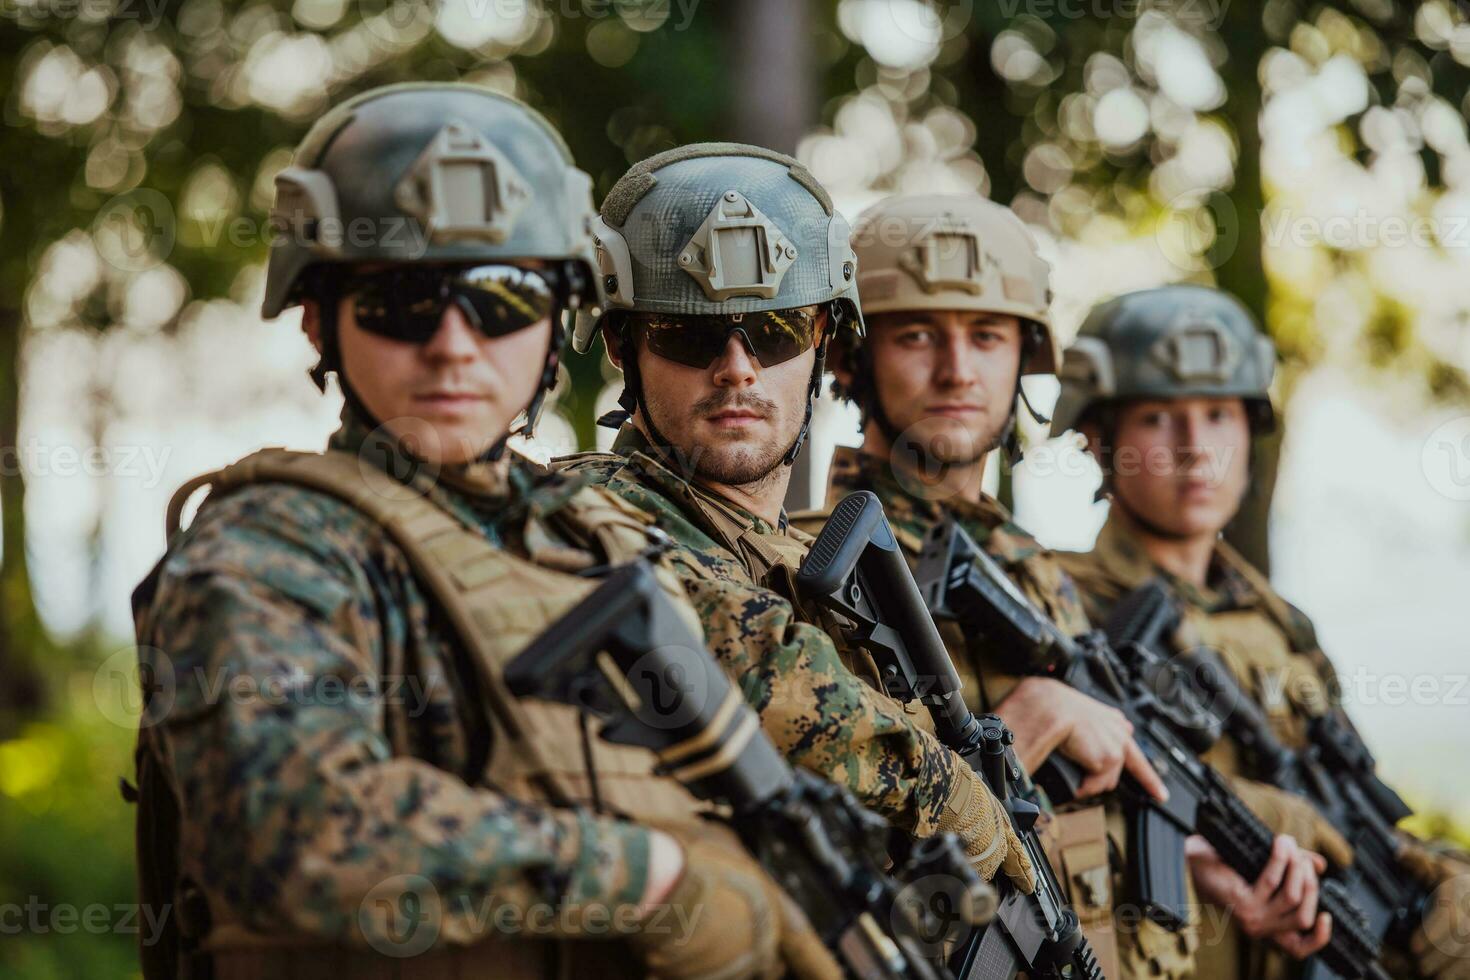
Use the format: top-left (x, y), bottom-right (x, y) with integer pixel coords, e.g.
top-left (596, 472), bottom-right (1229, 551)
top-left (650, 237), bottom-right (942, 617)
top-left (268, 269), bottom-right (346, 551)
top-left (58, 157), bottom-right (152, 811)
top-left (339, 264), bottom-right (561, 343)
top-left (628, 307), bottom-right (825, 370)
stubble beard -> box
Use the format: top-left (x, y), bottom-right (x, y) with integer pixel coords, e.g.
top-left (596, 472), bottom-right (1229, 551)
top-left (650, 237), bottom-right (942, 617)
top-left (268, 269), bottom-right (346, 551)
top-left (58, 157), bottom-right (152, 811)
top-left (647, 388), bottom-right (796, 490)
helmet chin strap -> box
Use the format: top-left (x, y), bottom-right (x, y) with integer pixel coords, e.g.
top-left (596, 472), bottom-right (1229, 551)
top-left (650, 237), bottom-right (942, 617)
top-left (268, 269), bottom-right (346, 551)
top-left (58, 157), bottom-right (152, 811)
top-left (601, 302), bottom-right (843, 469)
top-left (1001, 324), bottom-right (1051, 466)
top-left (782, 303), bottom-right (842, 466)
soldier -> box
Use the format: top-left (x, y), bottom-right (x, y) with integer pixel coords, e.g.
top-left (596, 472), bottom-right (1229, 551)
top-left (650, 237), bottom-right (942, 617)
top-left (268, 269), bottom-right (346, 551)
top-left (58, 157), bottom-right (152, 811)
top-left (1052, 283), bottom-right (1470, 980)
top-left (557, 145), bottom-right (1036, 894)
top-left (129, 84), bottom-right (842, 980)
top-left (797, 194), bottom-right (1336, 978)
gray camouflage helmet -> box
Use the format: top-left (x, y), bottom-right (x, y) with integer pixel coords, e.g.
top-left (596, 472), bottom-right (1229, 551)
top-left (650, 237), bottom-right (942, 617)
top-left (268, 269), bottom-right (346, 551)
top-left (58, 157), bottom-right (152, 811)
top-left (1051, 284), bottom-right (1277, 437)
top-left (262, 82), bottom-right (604, 319)
top-left (571, 142), bottom-right (863, 352)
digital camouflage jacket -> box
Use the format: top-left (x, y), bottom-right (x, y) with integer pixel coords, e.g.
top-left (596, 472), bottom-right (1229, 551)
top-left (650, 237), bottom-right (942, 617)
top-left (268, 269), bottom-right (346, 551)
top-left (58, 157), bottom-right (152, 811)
top-left (132, 410), bottom-right (662, 967)
top-left (793, 446), bottom-right (1203, 980)
top-left (557, 425), bottom-right (968, 838)
top-left (797, 445), bottom-right (1092, 711)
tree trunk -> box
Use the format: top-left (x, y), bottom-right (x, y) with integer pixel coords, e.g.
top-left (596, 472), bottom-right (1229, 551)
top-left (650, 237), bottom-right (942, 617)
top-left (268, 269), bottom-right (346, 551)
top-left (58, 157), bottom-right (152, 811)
top-left (0, 309), bottom-right (48, 733)
top-left (1213, 2), bottom-right (1275, 575)
top-left (723, 0), bottom-right (822, 509)
top-left (728, 0), bottom-right (815, 155)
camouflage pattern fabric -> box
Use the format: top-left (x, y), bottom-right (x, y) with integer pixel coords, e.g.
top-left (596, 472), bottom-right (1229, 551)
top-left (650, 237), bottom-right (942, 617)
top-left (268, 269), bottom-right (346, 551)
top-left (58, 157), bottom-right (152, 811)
top-left (1060, 508), bottom-right (1343, 980)
top-left (557, 426), bottom-right (967, 837)
top-left (795, 447), bottom-right (1203, 980)
top-left (1059, 508), bottom-right (1338, 755)
top-left (133, 408), bottom-right (653, 951)
top-left (798, 446), bottom-right (1091, 711)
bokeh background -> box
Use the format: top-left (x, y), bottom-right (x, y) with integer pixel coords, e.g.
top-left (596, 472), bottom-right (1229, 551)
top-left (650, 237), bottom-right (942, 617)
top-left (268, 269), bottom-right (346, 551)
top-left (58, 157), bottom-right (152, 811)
top-left (4, 0), bottom-right (1470, 975)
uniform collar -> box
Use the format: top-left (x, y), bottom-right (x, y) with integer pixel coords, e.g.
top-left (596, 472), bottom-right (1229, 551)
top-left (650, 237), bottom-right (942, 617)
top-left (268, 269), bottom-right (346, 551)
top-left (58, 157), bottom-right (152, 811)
top-left (329, 405), bottom-right (589, 537)
top-left (1092, 508), bottom-right (1259, 613)
top-left (825, 445), bottom-right (1041, 561)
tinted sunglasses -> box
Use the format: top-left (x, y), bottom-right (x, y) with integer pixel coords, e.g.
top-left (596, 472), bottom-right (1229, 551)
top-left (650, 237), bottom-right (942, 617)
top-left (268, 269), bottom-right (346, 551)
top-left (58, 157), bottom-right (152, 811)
top-left (629, 307), bottom-right (824, 370)
top-left (340, 264), bottom-right (559, 343)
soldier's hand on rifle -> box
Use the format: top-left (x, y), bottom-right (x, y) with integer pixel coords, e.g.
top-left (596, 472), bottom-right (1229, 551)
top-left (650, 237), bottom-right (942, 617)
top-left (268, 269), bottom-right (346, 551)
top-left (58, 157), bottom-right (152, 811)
top-left (1228, 777), bottom-right (1355, 869)
top-left (633, 823), bottom-right (842, 980)
top-left (936, 768), bottom-right (1037, 894)
top-left (995, 676), bottom-right (1169, 802)
top-left (1402, 840), bottom-right (1470, 979)
top-left (1184, 833), bottom-right (1334, 959)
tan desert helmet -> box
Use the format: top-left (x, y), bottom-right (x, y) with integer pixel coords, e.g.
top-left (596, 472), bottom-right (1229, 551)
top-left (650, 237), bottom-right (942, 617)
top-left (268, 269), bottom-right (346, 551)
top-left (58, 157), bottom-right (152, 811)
top-left (849, 193), bottom-right (1056, 375)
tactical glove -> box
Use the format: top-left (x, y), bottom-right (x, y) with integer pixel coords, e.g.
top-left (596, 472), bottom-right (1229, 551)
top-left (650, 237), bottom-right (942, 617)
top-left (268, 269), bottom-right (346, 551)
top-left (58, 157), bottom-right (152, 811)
top-left (1229, 776), bottom-right (1355, 868)
top-left (936, 768), bottom-right (1036, 894)
top-left (632, 821), bottom-right (841, 980)
top-left (1402, 838), bottom-right (1470, 980)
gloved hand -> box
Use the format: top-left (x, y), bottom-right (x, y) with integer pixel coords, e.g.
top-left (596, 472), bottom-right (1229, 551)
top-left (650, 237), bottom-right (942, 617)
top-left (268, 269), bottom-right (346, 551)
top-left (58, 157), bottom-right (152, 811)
top-left (632, 821), bottom-right (842, 980)
top-left (1229, 776), bottom-right (1355, 868)
top-left (1401, 837), bottom-right (1470, 980)
top-left (935, 768), bottom-right (1036, 894)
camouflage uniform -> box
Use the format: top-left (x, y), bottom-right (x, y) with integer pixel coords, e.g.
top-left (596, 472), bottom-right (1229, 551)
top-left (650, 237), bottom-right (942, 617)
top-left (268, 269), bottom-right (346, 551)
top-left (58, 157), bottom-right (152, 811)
top-left (129, 81), bottom-right (840, 980)
top-left (813, 193), bottom-right (1201, 979)
top-left (1055, 284), bottom-right (1470, 980)
top-left (563, 148), bottom-right (1036, 898)
top-left (793, 446), bottom-right (1205, 980)
top-left (133, 411), bottom-right (685, 977)
top-left (1061, 508), bottom-right (1463, 980)
top-left (559, 426), bottom-right (965, 838)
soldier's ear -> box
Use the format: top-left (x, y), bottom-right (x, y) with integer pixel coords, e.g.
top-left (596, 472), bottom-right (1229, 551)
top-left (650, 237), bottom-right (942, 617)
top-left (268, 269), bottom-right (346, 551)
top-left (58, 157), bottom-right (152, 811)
top-left (602, 321), bottom-right (624, 369)
top-left (300, 299), bottom-right (323, 354)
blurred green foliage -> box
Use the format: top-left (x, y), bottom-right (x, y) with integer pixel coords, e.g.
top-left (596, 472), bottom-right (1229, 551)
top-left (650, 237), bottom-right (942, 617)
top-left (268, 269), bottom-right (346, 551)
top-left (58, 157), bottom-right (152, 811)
top-left (0, 659), bottom-right (140, 979)
top-left (5, 3), bottom-right (1470, 976)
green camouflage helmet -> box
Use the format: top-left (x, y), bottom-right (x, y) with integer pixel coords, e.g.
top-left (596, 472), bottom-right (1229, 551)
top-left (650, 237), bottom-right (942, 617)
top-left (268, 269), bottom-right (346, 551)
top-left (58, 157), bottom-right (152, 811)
top-left (571, 142), bottom-right (863, 352)
top-left (581, 143), bottom-right (863, 464)
top-left (262, 82), bottom-right (604, 319)
top-left (1051, 284), bottom-right (1277, 437)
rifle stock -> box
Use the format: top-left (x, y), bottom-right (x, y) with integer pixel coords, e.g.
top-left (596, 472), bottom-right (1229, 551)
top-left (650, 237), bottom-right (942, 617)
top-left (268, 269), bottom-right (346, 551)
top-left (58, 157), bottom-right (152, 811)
top-left (504, 560), bottom-right (985, 980)
top-left (797, 492), bottom-right (1106, 980)
top-left (914, 518), bottom-right (1392, 980)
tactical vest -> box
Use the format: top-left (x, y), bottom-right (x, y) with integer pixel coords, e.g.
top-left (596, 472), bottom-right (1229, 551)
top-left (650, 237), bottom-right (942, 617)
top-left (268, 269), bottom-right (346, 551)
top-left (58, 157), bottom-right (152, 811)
top-left (133, 449), bottom-right (709, 980)
top-left (1062, 520), bottom-right (1320, 980)
top-left (1186, 562), bottom-right (1332, 758)
top-left (1176, 562), bottom-right (1327, 980)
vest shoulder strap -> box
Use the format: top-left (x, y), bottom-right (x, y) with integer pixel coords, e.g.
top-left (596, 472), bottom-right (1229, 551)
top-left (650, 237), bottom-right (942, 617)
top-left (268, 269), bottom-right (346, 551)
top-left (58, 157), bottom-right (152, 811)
top-left (556, 485), bottom-right (660, 566)
top-left (168, 448), bottom-right (536, 730)
top-left (1212, 540), bottom-right (1309, 648)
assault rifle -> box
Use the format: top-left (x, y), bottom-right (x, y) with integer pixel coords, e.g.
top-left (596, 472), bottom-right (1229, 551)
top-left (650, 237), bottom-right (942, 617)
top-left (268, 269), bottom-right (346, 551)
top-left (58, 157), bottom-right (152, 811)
top-left (1169, 641), bottom-right (1426, 979)
top-left (795, 491), bottom-right (1106, 980)
top-left (915, 517), bottom-right (1391, 980)
top-left (504, 560), bottom-right (991, 980)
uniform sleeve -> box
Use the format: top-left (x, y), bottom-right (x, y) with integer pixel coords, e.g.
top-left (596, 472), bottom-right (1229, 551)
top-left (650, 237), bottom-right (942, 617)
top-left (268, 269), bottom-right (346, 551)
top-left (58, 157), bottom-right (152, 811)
top-left (141, 490), bottom-right (651, 950)
top-left (670, 557), bottom-right (963, 837)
